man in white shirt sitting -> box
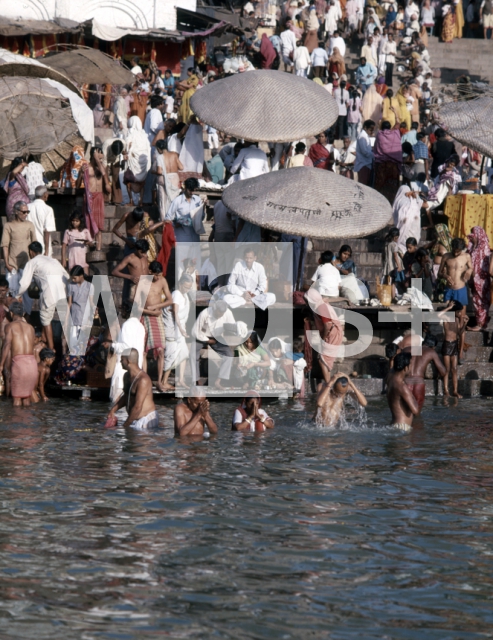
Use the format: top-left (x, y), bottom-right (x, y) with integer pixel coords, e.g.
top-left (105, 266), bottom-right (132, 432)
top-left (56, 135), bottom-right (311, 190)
top-left (191, 300), bottom-right (235, 389)
top-left (311, 250), bottom-right (341, 297)
top-left (130, 57), bottom-right (143, 76)
top-left (230, 142), bottom-right (269, 180)
top-left (27, 186), bottom-right (56, 257)
top-left (226, 247), bottom-right (276, 309)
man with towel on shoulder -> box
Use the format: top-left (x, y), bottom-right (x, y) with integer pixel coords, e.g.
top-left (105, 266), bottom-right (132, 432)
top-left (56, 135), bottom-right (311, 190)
top-left (0, 301), bottom-right (38, 407)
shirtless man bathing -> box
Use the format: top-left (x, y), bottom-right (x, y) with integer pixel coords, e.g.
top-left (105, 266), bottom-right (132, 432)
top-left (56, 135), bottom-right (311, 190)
top-left (174, 386), bottom-right (218, 437)
top-left (437, 237), bottom-right (472, 360)
top-left (386, 352), bottom-right (420, 431)
top-left (139, 260), bottom-right (172, 391)
top-left (438, 300), bottom-right (467, 398)
top-left (402, 333), bottom-right (447, 411)
top-left (0, 301), bottom-right (38, 406)
top-left (315, 375), bottom-right (367, 427)
top-left (105, 348), bottom-right (159, 429)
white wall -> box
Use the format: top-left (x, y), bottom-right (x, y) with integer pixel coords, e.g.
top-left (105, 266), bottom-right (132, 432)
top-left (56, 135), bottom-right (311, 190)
top-left (0, 0), bottom-right (197, 30)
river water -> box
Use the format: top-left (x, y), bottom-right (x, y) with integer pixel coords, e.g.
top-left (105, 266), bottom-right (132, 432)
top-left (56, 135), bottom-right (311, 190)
top-left (0, 396), bottom-right (492, 639)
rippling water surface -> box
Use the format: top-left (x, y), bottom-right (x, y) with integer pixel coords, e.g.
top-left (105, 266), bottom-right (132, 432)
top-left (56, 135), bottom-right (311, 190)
top-left (0, 396), bottom-right (492, 639)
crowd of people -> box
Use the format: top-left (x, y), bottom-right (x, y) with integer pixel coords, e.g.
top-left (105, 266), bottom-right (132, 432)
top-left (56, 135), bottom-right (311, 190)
top-left (0, 0), bottom-right (491, 434)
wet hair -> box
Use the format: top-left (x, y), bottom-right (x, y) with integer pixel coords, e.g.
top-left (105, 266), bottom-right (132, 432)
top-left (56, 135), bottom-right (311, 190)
top-left (149, 260), bottom-right (163, 274)
top-left (394, 351), bottom-right (412, 371)
top-left (0, 277), bottom-right (8, 288)
top-left (135, 239), bottom-right (150, 254)
top-left (132, 206), bottom-right (145, 222)
top-left (68, 209), bottom-right (86, 230)
top-left (363, 119), bottom-right (375, 130)
top-left (385, 343), bottom-right (400, 359)
top-left (184, 177), bottom-right (200, 191)
top-left (320, 250), bottom-right (334, 264)
top-left (9, 301), bottom-right (24, 317)
top-left (295, 142), bottom-right (306, 154)
top-left (111, 140), bottom-right (124, 155)
top-left (381, 120), bottom-right (392, 131)
top-left (406, 237), bottom-right (418, 247)
top-left (28, 241), bottom-right (43, 255)
top-left (339, 244), bottom-right (352, 257)
top-left (451, 301), bottom-right (464, 312)
top-left (90, 146), bottom-right (102, 161)
top-left (451, 237), bottom-right (466, 252)
top-left (385, 227), bottom-right (400, 242)
top-left (415, 248), bottom-right (429, 260)
top-left (423, 334), bottom-right (437, 347)
top-left (70, 265), bottom-right (85, 277)
top-left (335, 376), bottom-right (348, 387)
top-left (269, 338), bottom-right (282, 351)
top-left (40, 348), bottom-right (56, 361)
top-left (156, 139), bottom-right (166, 151)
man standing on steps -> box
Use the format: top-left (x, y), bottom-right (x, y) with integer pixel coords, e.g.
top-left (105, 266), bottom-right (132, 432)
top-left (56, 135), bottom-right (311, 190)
top-left (17, 241), bottom-right (69, 351)
top-left (76, 147), bottom-right (111, 251)
top-left (480, 0), bottom-right (493, 39)
top-left (27, 186), bottom-right (57, 257)
top-left (356, 57), bottom-right (377, 95)
top-left (1, 201), bottom-right (37, 315)
top-left (0, 301), bottom-right (38, 407)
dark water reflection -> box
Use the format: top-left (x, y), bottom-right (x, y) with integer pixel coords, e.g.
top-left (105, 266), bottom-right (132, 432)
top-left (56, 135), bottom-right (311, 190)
top-left (0, 396), bottom-right (492, 638)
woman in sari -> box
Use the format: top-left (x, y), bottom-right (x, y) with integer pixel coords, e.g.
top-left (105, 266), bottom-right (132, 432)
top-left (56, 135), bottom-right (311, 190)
top-left (375, 76), bottom-right (388, 97)
top-left (260, 33), bottom-right (277, 69)
top-left (308, 132), bottom-right (334, 170)
top-left (235, 332), bottom-right (271, 389)
top-left (4, 158), bottom-right (29, 221)
top-left (394, 85), bottom-right (411, 129)
top-left (361, 84), bottom-right (383, 126)
top-left (382, 88), bottom-right (401, 126)
top-left (176, 68), bottom-right (199, 124)
top-left (392, 184), bottom-right (422, 252)
top-left (373, 119), bottom-right (402, 203)
top-left (161, 273), bottom-right (193, 389)
top-left (467, 226), bottom-right (491, 331)
top-left (124, 115), bottom-right (152, 205)
top-left (328, 48), bottom-right (346, 77)
top-left (441, 1), bottom-right (456, 42)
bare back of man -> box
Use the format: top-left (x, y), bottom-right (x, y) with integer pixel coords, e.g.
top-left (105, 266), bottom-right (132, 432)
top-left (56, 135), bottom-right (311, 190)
top-left (387, 370), bottom-right (419, 430)
top-left (112, 251), bottom-right (149, 303)
top-left (402, 345), bottom-right (446, 411)
top-left (0, 311), bottom-right (37, 406)
top-left (163, 150), bottom-right (183, 174)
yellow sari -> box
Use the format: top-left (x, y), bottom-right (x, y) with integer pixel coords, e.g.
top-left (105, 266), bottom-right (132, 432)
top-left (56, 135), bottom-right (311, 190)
top-left (382, 97), bottom-right (401, 127)
top-left (178, 73), bottom-right (199, 123)
top-left (454, 0), bottom-right (464, 37)
top-left (396, 88), bottom-right (411, 130)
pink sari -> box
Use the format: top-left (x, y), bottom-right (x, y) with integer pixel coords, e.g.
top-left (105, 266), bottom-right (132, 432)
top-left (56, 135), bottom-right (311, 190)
top-left (468, 226), bottom-right (491, 328)
top-left (4, 172), bottom-right (29, 221)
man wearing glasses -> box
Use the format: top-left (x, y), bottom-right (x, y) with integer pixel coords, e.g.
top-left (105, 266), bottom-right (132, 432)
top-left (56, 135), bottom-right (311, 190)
top-left (0, 201), bottom-right (36, 314)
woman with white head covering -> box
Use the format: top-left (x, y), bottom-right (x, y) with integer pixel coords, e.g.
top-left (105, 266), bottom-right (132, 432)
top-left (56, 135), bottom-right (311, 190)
top-left (124, 115), bottom-right (152, 204)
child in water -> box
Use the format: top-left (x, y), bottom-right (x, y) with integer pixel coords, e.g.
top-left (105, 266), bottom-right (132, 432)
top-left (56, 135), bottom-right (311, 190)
top-left (32, 348), bottom-right (56, 403)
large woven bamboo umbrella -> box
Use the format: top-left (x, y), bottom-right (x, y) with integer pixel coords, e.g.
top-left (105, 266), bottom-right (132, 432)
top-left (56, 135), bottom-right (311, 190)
top-left (222, 167), bottom-right (392, 238)
top-left (190, 70), bottom-right (339, 142)
top-left (0, 76), bottom-right (87, 159)
top-left (434, 95), bottom-right (493, 157)
top-left (43, 48), bottom-right (135, 86)
top-left (0, 48), bottom-right (80, 94)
